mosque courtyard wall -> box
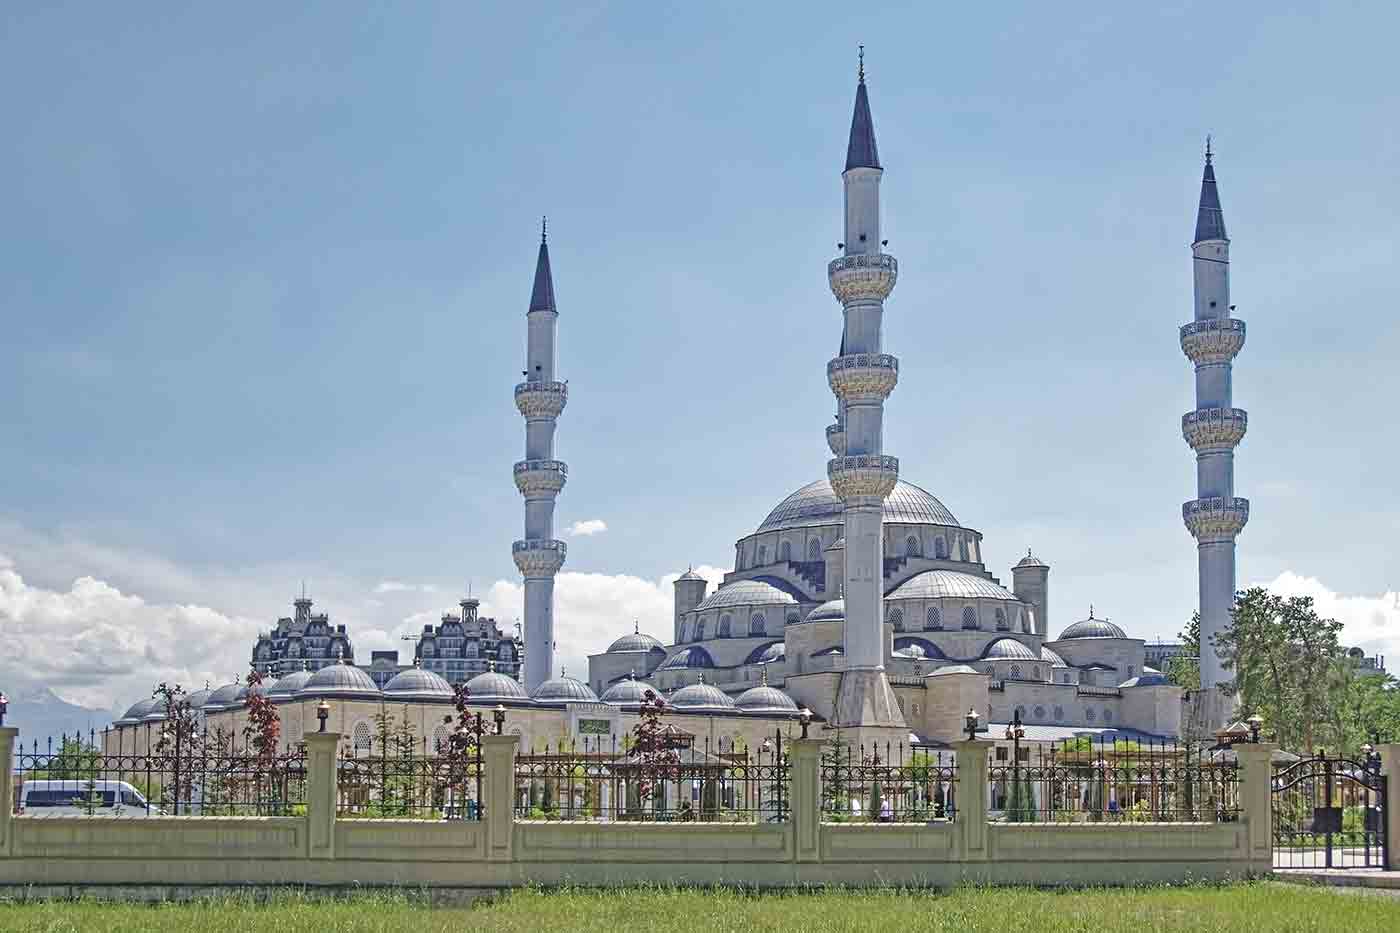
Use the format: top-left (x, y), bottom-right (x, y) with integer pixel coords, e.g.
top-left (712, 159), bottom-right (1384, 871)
top-left (0, 728), bottom-right (1306, 894)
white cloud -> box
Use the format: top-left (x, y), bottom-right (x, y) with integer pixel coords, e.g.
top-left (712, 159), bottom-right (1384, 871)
top-left (1257, 571), bottom-right (1400, 666)
top-left (566, 519), bottom-right (608, 537)
top-left (373, 581), bottom-right (438, 595)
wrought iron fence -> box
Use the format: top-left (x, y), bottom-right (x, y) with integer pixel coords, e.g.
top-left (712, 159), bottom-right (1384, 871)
top-left (514, 734), bottom-right (790, 823)
top-left (1272, 749), bottom-right (1387, 870)
top-left (14, 730), bottom-right (308, 817)
top-left (820, 742), bottom-right (957, 823)
top-left (986, 735), bottom-right (1240, 823)
top-left (334, 734), bottom-right (483, 821)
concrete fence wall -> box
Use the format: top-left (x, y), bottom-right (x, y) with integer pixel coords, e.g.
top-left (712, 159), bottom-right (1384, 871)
top-left (0, 727), bottom-right (1320, 892)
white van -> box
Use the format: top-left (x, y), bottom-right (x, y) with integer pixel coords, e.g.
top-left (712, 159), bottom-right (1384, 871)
top-left (17, 780), bottom-right (161, 817)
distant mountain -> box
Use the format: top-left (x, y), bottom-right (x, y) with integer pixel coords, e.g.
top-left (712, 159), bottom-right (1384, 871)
top-left (4, 686), bottom-right (111, 749)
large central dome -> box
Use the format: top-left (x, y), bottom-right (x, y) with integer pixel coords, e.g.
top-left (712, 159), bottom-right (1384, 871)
top-left (756, 479), bottom-right (959, 534)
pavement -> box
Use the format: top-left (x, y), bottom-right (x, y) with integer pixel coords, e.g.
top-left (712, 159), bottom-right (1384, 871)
top-left (1273, 868), bottom-right (1400, 891)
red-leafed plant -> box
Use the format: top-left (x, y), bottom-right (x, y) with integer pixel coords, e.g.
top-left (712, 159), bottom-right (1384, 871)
top-left (435, 681), bottom-right (486, 819)
top-left (627, 689), bottom-right (679, 818)
top-left (242, 669), bottom-right (286, 813)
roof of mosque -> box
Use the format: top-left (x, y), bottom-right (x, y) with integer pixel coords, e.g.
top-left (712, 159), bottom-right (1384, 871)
top-left (756, 479), bottom-right (959, 535)
top-left (982, 637), bottom-right (1039, 661)
top-left (670, 678), bottom-right (736, 711)
top-left (746, 641), bottom-right (787, 665)
top-left (300, 662), bottom-right (380, 698)
top-left (1040, 646), bottom-right (1069, 667)
top-left (1119, 673), bottom-right (1172, 688)
top-left (930, 664), bottom-right (981, 676)
top-left (734, 683), bottom-right (799, 714)
top-left (116, 697), bottom-right (159, 724)
top-left (660, 646), bottom-right (716, 670)
top-left (600, 676), bottom-right (659, 706)
top-left (887, 570), bottom-right (1019, 602)
top-left (266, 669), bottom-right (315, 699)
top-left (202, 682), bottom-right (244, 710)
top-left (893, 636), bottom-right (947, 660)
top-left (532, 674), bottom-right (598, 703)
top-left (606, 630), bottom-right (666, 655)
top-left (693, 578), bottom-right (799, 611)
top-left (383, 667), bottom-right (455, 700)
top-left (464, 670), bottom-right (531, 703)
top-left (1195, 149), bottom-right (1228, 243)
top-left (845, 63), bottom-right (881, 171)
top-left (1014, 551), bottom-right (1048, 569)
top-left (804, 599), bottom-right (845, 623)
top-left (1057, 616), bottom-right (1128, 640)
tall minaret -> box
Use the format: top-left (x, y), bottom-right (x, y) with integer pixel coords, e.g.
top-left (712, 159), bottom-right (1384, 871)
top-left (827, 51), bottom-right (905, 733)
top-left (513, 220), bottom-right (569, 694)
top-left (1180, 140), bottom-right (1248, 720)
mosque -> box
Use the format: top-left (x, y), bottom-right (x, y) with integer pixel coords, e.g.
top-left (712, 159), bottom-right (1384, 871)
top-left (108, 56), bottom-right (1249, 756)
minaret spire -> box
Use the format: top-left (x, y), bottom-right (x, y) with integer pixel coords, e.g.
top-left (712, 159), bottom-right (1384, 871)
top-left (513, 220), bottom-right (570, 694)
top-left (827, 58), bottom-right (904, 737)
top-left (1180, 145), bottom-right (1248, 731)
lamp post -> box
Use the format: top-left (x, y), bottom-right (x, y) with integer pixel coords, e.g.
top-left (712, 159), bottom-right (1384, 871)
top-left (1247, 713), bottom-right (1263, 744)
top-left (316, 700), bottom-right (330, 733)
top-left (493, 704), bottom-right (506, 736)
top-left (965, 708), bottom-right (980, 741)
top-left (798, 708), bottom-right (812, 740)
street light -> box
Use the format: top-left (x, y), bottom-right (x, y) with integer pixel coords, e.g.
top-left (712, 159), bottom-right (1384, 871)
top-left (493, 704), bottom-right (506, 736)
top-left (798, 708), bottom-right (812, 739)
top-left (316, 700), bottom-right (330, 733)
top-left (1247, 713), bottom-right (1263, 744)
top-left (965, 708), bottom-right (980, 741)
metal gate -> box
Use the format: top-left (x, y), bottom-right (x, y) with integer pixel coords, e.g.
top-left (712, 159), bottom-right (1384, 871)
top-left (1273, 750), bottom-right (1387, 869)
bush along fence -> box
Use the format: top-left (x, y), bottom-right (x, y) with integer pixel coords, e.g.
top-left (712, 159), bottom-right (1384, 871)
top-left (3, 726), bottom-right (1399, 891)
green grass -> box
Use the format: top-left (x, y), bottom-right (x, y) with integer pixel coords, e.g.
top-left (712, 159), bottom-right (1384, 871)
top-left (1, 882), bottom-right (1396, 932)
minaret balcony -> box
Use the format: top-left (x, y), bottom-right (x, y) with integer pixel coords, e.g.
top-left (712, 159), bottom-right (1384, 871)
top-left (826, 421), bottom-right (846, 456)
top-left (514, 380), bottom-right (568, 419)
top-left (827, 353), bottom-right (899, 402)
top-left (1182, 407), bottom-right (1248, 451)
top-left (513, 459), bottom-right (568, 497)
top-left (827, 454), bottom-right (899, 502)
top-left (1180, 318), bottom-right (1246, 366)
top-left (512, 538), bottom-right (567, 577)
top-left (828, 253), bottom-right (897, 304)
top-left (1182, 497), bottom-right (1250, 542)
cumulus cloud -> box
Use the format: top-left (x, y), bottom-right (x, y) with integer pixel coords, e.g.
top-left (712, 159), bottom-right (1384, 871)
top-left (566, 519), bottom-right (608, 537)
top-left (373, 581), bottom-right (438, 595)
top-left (1257, 571), bottom-right (1400, 665)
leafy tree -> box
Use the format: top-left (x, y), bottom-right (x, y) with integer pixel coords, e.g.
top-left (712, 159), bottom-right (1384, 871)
top-left (627, 689), bottom-right (679, 819)
top-left (241, 669), bottom-right (284, 813)
top-left (435, 681), bottom-right (485, 820)
top-left (153, 682), bottom-right (205, 814)
top-left (1166, 612), bottom-right (1201, 691)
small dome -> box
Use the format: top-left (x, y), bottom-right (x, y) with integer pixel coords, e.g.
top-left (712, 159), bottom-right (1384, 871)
top-left (532, 674), bottom-right (599, 703)
top-left (1057, 616), bottom-right (1127, 640)
top-left (894, 636), bottom-right (946, 660)
top-left (982, 637), bottom-right (1038, 661)
top-left (383, 667), bottom-right (455, 700)
top-left (606, 629), bottom-right (666, 655)
top-left (1040, 646), bottom-right (1068, 667)
top-left (745, 641), bottom-right (786, 665)
top-left (1120, 672), bottom-right (1171, 688)
top-left (233, 680), bottom-right (267, 705)
top-left (670, 678), bottom-right (736, 711)
top-left (734, 684), bottom-right (799, 713)
top-left (676, 568), bottom-right (707, 582)
top-left (930, 663), bottom-right (981, 676)
top-left (1014, 551), bottom-right (1048, 569)
top-left (266, 669), bottom-right (314, 700)
top-left (661, 646), bottom-right (716, 670)
top-left (893, 644), bottom-right (926, 660)
top-left (804, 599), bottom-right (845, 623)
top-left (202, 682), bottom-right (244, 711)
top-left (694, 578), bottom-right (799, 612)
top-left (464, 670), bottom-right (531, 703)
top-left (300, 662), bottom-right (380, 698)
top-left (116, 697), bottom-right (159, 725)
top-left (600, 676), bottom-right (660, 706)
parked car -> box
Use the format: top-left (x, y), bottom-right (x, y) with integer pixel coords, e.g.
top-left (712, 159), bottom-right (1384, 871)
top-left (17, 780), bottom-right (162, 817)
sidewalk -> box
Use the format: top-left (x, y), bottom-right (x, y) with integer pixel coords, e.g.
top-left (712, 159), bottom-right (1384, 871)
top-left (1274, 869), bottom-right (1400, 891)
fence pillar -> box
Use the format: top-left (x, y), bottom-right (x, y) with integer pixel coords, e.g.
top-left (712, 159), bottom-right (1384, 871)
top-left (0, 728), bottom-right (16, 857)
top-left (952, 739), bottom-right (992, 861)
top-left (304, 732), bottom-right (340, 860)
top-left (481, 734), bottom-right (519, 862)
top-left (788, 738), bottom-right (823, 863)
top-left (1234, 742), bottom-right (1276, 873)
top-left (1380, 744), bottom-right (1400, 871)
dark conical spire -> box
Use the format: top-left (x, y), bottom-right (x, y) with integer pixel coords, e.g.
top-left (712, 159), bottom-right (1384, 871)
top-left (529, 216), bottom-right (556, 312)
top-left (1194, 138), bottom-right (1227, 243)
top-left (844, 47), bottom-right (881, 172)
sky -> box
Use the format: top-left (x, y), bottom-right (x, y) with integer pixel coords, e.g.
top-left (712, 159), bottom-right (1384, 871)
top-left (1, 2), bottom-right (1397, 710)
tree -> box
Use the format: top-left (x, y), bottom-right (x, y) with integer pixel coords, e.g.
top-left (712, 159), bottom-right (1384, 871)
top-left (153, 682), bottom-right (205, 814)
top-left (1166, 612), bottom-right (1201, 691)
top-left (435, 682), bottom-right (485, 820)
top-left (628, 689), bottom-right (679, 818)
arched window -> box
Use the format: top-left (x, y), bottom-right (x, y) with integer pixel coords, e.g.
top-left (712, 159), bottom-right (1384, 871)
top-left (352, 721), bottom-right (372, 755)
top-left (995, 608), bottom-right (1009, 631)
top-left (1009, 664), bottom-right (1022, 679)
top-left (433, 724), bottom-right (450, 753)
top-left (1127, 665), bottom-right (1134, 677)
top-left (1085, 708), bottom-right (1096, 722)
top-left (779, 541), bottom-right (792, 561)
top-left (694, 620), bottom-right (706, 641)
top-left (1053, 705), bottom-right (1064, 721)
top-left (887, 608), bottom-right (904, 632)
top-left (718, 615), bottom-right (731, 638)
top-left (807, 539), bottom-right (821, 561)
top-left (757, 545), bottom-right (767, 565)
top-left (1020, 610), bottom-right (1031, 634)
top-left (959, 539), bottom-right (969, 562)
top-left (1032, 665), bottom-right (1042, 680)
top-left (749, 613), bottom-right (765, 636)
top-left (678, 622), bottom-right (689, 643)
top-left (1033, 705), bottom-right (1045, 721)
top-left (906, 535), bottom-right (921, 557)
top-left (961, 606), bottom-right (978, 630)
top-left (785, 613), bottom-right (800, 626)
top-left (934, 537), bottom-right (947, 559)
top-left (1014, 705), bottom-right (1027, 721)
top-left (926, 606), bottom-right (942, 630)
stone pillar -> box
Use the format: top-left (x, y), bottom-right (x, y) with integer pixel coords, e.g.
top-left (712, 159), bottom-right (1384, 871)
top-left (0, 728), bottom-right (16, 857)
top-left (304, 731), bottom-right (340, 860)
top-left (952, 739), bottom-right (992, 861)
top-left (482, 734), bottom-right (520, 862)
top-left (789, 738), bottom-right (824, 863)
top-left (1234, 742), bottom-right (1276, 874)
top-left (1379, 744), bottom-right (1400, 871)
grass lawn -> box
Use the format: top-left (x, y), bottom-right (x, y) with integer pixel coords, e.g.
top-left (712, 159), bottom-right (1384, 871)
top-left (1, 882), bottom-right (1396, 932)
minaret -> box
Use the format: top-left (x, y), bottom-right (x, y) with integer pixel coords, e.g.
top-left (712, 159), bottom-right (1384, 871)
top-left (827, 51), bottom-right (905, 733)
top-left (1180, 140), bottom-right (1248, 722)
top-left (513, 219), bottom-right (569, 694)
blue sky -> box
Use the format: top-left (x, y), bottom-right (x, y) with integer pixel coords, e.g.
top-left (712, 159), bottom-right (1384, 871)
top-left (2, 2), bottom-right (1397, 707)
